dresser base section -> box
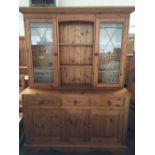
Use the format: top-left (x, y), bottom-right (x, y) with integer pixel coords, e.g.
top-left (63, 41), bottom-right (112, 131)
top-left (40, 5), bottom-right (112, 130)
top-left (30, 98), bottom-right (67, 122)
top-left (24, 143), bottom-right (128, 155)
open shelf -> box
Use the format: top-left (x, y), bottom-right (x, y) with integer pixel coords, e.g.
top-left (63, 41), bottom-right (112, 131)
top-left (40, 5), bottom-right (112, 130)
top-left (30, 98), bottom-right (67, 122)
top-left (60, 84), bottom-right (92, 89)
top-left (59, 21), bottom-right (94, 88)
top-left (59, 43), bottom-right (93, 46)
top-left (19, 66), bottom-right (28, 69)
top-left (60, 64), bottom-right (92, 67)
top-left (98, 70), bottom-right (119, 72)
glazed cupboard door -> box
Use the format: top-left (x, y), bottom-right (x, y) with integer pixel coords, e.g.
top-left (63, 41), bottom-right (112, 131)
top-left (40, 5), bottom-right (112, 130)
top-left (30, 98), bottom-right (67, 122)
top-left (25, 19), bottom-right (58, 88)
top-left (94, 17), bottom-right (129, 88)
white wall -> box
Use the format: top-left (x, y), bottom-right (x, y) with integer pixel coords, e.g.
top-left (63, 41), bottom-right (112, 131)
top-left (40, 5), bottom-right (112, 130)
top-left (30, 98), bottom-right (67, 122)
top-left (129, 12), bottom-right (135, 34)
top-left (58, 0), bottom-right (135, 34)
top-left (19, 0), bottom-right (30, 6)
top-left (19, 0), bottom-right (135, 36)
top-left (58, 0), bottom-right (134, 6)
top-left (19, 13), bottom-right (25, 36)
top-left (19, 0), bottom-right (29, 36)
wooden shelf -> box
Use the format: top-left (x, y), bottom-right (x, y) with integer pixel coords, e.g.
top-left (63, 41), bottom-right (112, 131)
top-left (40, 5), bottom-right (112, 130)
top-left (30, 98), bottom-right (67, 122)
top-left (60, 84), bottom-right (92, 89)
top-left (60, 64), bottom-right (92, 67)
top-left (19, 66), bottom-right (28, 69)
top-left (98, 70), bottom-right (119, 72)
top-left (32, 42), bottom-right (53, 45)
top-left (59, 43), bottom-right (93, 46)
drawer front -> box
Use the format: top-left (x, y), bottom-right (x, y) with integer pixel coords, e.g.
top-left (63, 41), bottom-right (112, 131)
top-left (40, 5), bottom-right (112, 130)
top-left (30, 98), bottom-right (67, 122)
top-left (91, 97), bottom-right (124, 107)
top-left (28, 97), bottom-right (59, 107)
top-left (61, 97), bottom-right (90, 106)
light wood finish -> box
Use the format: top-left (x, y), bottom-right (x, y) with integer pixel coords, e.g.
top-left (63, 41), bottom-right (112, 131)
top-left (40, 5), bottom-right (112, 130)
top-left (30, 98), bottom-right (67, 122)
top-left (20, 7), bottom-right (134, 89)
top-left (19, 37), bottom-right (27, 67)
top-left (20, 6), bottom-right (134, 155)
top-left (19, 37), bottom-right (28, 75)
top-left (94, 16), bottom-right (129, 88)
top-left (126, 34), bottom-right (135, 54)
top-left (25, 18), bottom-right (58, 89)
top-left (58, 14), bottom-right (95, 22)
top-left (24, 144), bottom-right (127, 155)
top-left (59, 22), bottom-right (93, 87)
top-left (126, 52), bottom-right (135, 104)
top-left (89, 110), bottom-right (124, 144)
top-left (19, 74), bottom-right (26, 92)
top-left (20, 6), bottom-right (135, 14)
top-left (21, 88), bottom-right (130, 154)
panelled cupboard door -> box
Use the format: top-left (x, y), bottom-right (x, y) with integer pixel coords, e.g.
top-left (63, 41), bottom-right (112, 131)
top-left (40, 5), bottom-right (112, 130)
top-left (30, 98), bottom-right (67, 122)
top-left (27, 109), bottom-right (65, 143)
top-left (89, 110), bottom-right (124, 144)
top-left (25, 18), bottom-right (58, 89)
top-left (94, 17), bottom-right (129, 88)
top-left (65, 110), bottom-right (89, 142)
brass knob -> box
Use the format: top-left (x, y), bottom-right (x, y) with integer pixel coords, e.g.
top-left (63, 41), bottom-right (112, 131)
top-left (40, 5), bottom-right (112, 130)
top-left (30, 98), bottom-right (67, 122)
top-left (54, 53), bottom-right (58, 56)
top-left (107, 100), bottom-right (112, 105)
top-left (74, 100), bottom-right (77, 105)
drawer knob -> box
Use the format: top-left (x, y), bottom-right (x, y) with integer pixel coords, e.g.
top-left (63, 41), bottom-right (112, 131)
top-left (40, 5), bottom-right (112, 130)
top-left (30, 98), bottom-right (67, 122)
top-left (117, 98), bottom-right (121, 101)
top-left (39, 100), bottom-right (44, 105)
top-left (54, 53), bottom-right (58, 56)
top-left (107, 100), bottom-right (112, 105)
top-left (74, 100), bottom-right (77, 105)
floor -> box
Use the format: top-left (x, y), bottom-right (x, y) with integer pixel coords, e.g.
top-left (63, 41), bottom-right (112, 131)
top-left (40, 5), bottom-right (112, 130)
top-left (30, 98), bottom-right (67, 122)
top-left (20, 129), bottom-right (135, 155)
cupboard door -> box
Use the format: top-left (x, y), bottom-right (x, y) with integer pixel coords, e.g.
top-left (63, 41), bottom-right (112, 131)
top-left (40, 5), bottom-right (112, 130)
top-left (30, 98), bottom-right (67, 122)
top-left (65, 110), bottom-right (88, 142)
top-left (26, 19), bottom-right (58, 88)
top-left (27, 109), bottom-right (65, 143)
top-left (94, 18), bottom-right (128, 88)
top-left (89, 110), bottom-right (124, 144)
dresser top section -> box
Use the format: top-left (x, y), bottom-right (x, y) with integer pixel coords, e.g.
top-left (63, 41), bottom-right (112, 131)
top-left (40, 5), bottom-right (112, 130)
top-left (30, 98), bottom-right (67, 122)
top-left (19, 6), bottom-right (135, 15)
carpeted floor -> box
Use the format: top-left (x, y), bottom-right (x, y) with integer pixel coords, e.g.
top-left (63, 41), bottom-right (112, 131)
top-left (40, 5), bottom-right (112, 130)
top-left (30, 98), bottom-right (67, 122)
top-left (20, 130), bottom-right (135, 155)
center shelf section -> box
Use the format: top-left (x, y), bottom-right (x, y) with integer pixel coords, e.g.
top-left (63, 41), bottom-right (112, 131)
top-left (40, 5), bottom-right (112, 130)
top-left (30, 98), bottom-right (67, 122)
top-left (59, 46), bottom-right (93, 65)
top-left (60, 66), bottom-right (92, 85)
top-left (60, 83), bottom-right (92, 89)
top-left (59, 43), bottom-right (93, 46)
top-left (59, 21), bottom-right (94, 87)
top-left (60, 65), bottom-right (92, 67)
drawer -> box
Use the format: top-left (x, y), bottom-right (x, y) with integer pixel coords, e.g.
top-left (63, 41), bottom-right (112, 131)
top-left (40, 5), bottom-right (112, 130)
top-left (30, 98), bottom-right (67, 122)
top-left (28, 97), bottom-right (59, 107)
top-left (61, 97), bottom-right (90, 106)
top-left (91, 97), bottom-right (124, 107)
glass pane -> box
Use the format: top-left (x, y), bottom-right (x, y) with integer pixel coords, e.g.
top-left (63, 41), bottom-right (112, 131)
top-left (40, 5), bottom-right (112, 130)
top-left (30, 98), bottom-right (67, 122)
top-left (98, 23), bottom-right (123, 83)
top-left (30, 23), bottom-right (54, 83)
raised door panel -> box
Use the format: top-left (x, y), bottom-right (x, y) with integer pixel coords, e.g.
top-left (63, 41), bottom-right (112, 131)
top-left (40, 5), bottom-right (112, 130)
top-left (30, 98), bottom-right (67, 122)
top-left (89, 110), bottom-right (124, 144)
top-left (25, 18), bottom-right (58, 88)
top-left (65, 110), bottom-right (88, 142)
top-left (27, 109), bottom-right (65, 143)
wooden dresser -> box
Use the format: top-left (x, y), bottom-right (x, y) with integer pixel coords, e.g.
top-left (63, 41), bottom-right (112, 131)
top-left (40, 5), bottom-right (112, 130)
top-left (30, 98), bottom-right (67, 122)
top-left (20, 6), bottom-right (134, 155)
